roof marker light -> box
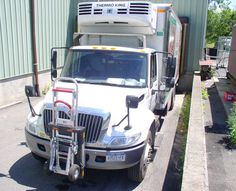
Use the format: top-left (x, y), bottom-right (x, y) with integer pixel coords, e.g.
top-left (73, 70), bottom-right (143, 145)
top-left (157, 9), bottom-right (166, 13)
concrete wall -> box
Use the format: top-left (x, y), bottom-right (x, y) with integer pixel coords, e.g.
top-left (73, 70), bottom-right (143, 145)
top-left (0, 72), bottom-right (51, 107)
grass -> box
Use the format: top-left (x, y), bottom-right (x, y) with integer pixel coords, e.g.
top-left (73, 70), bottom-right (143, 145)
top-left (201, 85), bottom-right (209, 100)
top-left (178, 94), bottom-right (191, 133)
top-left (178, 95), bottom-right (191, 163)
top-left (163, 94), bottom-right (191, 191)
top-left (177, 94), bottom-right (191, 187)
top-left (206, 43), bottom-right (215, 48)
top-left (227, 102), bottom-right (236, 145)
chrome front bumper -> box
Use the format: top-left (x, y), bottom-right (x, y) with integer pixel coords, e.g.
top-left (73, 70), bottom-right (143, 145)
top-left (25, 130), bottom-right (145, 170)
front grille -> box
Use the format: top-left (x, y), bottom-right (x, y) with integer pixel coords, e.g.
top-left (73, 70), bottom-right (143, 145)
top-left (43, 109), bottom-right (103, 143)
top-left (77, 113), bottom-right (103, 143)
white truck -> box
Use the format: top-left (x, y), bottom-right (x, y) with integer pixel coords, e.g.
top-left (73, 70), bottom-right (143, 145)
top-left (25, 1), bottom-right (182, 182)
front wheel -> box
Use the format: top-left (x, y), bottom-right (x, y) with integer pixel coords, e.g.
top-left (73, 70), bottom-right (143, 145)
top-left (128, 131), bottom-right (153, 182)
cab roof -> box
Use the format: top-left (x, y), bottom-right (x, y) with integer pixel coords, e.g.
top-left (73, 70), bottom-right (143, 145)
top-left (71, 45), bottom-right (154, 54)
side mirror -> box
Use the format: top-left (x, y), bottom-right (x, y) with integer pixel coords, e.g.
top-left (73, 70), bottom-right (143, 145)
top-left (51, 51), bottom-right (57, 79)
top-left (112, 95), bottom-right (141, 129)
top-left (25, 85), bottom-right (35, 97)
top-left (51, 69), bottom-right (57, 78)
top-left (126, 96), bottom-right (139, 109)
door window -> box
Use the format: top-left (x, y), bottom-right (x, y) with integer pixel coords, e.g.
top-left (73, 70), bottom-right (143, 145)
top-left (150, 54), bottom-right (157, 87)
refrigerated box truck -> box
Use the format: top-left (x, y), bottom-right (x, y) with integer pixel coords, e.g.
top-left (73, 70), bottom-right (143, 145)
top-left (25, 1), bottom-right (182, 182)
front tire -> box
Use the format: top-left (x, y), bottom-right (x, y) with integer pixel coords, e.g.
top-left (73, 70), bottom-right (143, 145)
top-left (169, 87), bottom-right (176, 111)
top-left (128, 131), bottom-right (153, 182)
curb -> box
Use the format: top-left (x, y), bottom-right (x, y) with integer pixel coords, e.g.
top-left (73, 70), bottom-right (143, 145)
top-left (181, 72), bottom-right (209, 191)
top-left (0, 101), bottom-right (22, 110)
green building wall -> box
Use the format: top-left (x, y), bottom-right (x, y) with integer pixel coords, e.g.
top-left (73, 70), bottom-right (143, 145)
top-left (159, 0), bottom-right (208, 73)
top-left (0, 0), bottom-right (32, 79)
top-left (0, 0), bottom-right (78, 80)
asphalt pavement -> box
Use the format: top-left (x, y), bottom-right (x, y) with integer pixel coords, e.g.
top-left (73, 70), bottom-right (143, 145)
top-left (0, 95), bottom-right (184, 191)
top-left (204, 69), bottom-right (236, 191)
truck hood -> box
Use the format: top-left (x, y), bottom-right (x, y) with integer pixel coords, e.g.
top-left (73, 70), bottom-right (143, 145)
top-left (43, 82), bottom-right (148, 126)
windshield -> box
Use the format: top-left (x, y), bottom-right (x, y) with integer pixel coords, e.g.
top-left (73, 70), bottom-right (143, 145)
top-left (61, 49), bottom-right (147, 88)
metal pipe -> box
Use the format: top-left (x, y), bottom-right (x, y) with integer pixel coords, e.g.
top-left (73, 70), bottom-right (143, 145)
top-left (31, 0), bottom-right (40, 96)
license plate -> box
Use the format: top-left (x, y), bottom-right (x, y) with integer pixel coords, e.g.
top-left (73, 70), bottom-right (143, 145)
top-left (106, 153), bottom-right (126, 162)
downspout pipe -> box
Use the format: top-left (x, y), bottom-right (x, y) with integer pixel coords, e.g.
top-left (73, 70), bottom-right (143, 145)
top-left (30, 0), bottom-right (40, 96)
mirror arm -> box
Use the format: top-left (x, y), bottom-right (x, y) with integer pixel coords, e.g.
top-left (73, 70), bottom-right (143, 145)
top-left (26, 95), bottom-right (41, 117)
top-left (126, 106), bottom-right (131, 130)
top-left (112, 108), bottom-right (131, 130)
top-left (112, 114), bottom-right (128, 128)
top-left (152, 51), bottom-right (173, 58)
top-left (50, 47), bottom-right (69, 59)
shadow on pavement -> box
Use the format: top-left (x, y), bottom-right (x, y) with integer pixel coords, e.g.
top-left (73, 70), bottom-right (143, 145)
top-left (205, 123), bottom-right (228, 135)
top-left (217, 136), bottom-right (236, 150)
top-left (205, 84), bottom-right (229, 143)
top-left (9, 153), bottom-right (139, 191)
top-left (204, 72), bottom-right (236, 190)
top-left (205, 82), bottom-right (236, 150)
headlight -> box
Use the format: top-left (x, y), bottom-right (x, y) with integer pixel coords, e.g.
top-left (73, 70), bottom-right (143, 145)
top-left (26, 119), bottom-right (37, 134)
top-left (108, 133), bottom-right (141, 147)
top-left (25, 101), bottom-right (48, 139)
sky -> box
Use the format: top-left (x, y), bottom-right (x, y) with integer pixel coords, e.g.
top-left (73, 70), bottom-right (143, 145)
top-left (210, 0), bottom-right (236, 10)
top-left (230, 0), bottom-right (236, 9)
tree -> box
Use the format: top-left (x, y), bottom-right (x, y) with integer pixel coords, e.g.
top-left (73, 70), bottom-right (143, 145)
top-left (206, 10), bottom-right (220, 45)
top-left (206, 0), bottom-right (236, 47)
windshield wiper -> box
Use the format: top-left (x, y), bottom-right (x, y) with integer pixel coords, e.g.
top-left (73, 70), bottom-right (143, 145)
top-left (75, 78), bottom-right (145, 88)
top-left (74, 77), bottom-right (87, 83)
